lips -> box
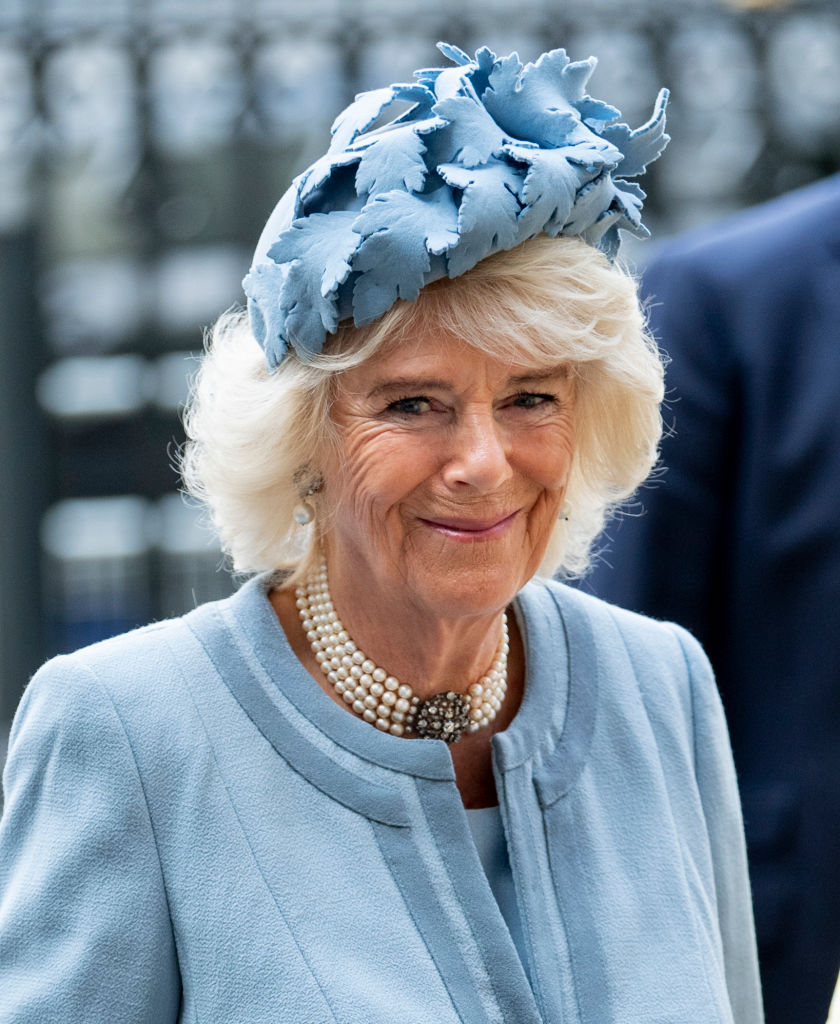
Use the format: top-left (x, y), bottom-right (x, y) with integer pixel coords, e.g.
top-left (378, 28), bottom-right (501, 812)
top-left (418, 510), bottom-right (519, 539)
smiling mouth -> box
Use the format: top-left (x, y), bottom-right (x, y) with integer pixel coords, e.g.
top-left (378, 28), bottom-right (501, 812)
top-left (418, 510), bottom-right (519, 540)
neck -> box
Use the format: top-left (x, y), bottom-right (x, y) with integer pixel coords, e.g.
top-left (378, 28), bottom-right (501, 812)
top-left (324, 562), bottom-right (508, 702)
top-left (293, 557), bottom-right (511, 741)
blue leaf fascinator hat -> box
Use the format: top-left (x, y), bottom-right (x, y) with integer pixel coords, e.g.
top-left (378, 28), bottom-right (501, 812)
top-left (244, 41), bottom-right (669, 369)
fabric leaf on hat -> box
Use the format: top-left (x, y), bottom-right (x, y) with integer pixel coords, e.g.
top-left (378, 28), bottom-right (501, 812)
top-left (294, 148), bottom-right (362, 217)
top-left (330, 83), bottom-right (435, 154)
top-left (580, 208), bottom-right (624, 251)
top-left (438, 159), bottom-right (522, 276)
top-left (265, 211), bottom-right (360, 358)
top-left (459, 45), bottom-right (498, 96)
top-left (351, 188), bottom-right (459, 324)
top-left (354, 124), bottom-right (429, 197)
top-left (567, 174), bottom-right (647, 239)
top-left (436, 41), bottom-right (472, 66)
top-left (565, 173), bottom-right (619, 236)
top-left (242, 262), bottom-right (292, 369)
top-left (504, 141), bottom-right (609, 238)
top-left (611, 179), bottom-right (647, 232)
top-left (601, 88), bottom-right (670, 178)
top-left (563, 61), bottom-right (622, 128)
top-left (483, 50), bottom-right (620, 150)
top-left (416, 44), bottom-right (496, 94)
top-left (430, 93), bottom-right (515, 168)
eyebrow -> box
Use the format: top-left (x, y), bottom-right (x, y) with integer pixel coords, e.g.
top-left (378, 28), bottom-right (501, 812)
top-left (507, 366), bottom-right (570, 386)
top-left (367, 366), bottom-right (569, 398)
top-left (368, 377), bottom-right (451, 398)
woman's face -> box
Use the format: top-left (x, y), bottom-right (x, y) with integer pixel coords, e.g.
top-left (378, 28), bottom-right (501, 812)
top-left (320, 331), bottom-right (576, 620)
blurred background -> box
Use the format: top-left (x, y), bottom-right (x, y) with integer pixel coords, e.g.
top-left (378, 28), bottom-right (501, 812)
top-left (1, 0), bottom-right (839, 764)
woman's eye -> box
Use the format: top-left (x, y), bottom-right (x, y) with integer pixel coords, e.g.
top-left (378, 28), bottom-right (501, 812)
top-left (386, 396), bottom-right (432, 416)
top-left (510, 392), bottom-right (555, 409)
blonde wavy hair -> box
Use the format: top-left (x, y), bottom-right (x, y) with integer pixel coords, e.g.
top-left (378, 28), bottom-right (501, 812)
top-left (181, 235), bottom-right (664, 586)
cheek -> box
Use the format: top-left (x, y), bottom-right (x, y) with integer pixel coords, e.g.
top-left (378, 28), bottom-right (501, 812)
top-left (525, 423), bottom-right (576, 490)
top-left (522, 429), bottom-right (575, 564)
top-left (326, 425), bottom-right (435, 526)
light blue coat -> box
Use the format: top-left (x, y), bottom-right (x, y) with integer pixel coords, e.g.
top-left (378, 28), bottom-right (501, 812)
top-left (0, 576), bottom-right (763, 1023)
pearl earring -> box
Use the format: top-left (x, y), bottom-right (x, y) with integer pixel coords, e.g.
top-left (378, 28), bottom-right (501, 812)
top-left (292, 466), bottom-right (323, 527)
top-left (559, 504), bottom-right (570, 522)
top-left (293, 501), bottom-right (315, 525)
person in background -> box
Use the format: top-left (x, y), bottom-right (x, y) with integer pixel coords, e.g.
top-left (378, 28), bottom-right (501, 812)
top-left (585, 173), bottom-right (840, 1024)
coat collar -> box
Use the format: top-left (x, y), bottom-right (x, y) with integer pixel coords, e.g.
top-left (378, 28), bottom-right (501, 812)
top-left (198, 572), bottom-right (597, 797)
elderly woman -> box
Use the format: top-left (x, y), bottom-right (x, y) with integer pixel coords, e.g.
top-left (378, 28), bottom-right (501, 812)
top-left (0, 43), bottom-right (762, 1023)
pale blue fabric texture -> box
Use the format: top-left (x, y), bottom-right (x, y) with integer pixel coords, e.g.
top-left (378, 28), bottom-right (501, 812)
top-left (466, 805), bottom-right (527, 976)
top-left (0, 575), bottom-right (763, 1023)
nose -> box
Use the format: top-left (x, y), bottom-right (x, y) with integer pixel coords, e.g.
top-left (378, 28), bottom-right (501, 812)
top-left (440, 410), bottom-right (513, 492)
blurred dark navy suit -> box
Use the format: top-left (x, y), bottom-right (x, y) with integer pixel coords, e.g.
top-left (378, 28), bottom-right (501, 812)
top-left (586, 175), bottom-right (840, 1024)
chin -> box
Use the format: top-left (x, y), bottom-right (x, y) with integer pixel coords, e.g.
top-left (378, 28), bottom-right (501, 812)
top-left (408, 561), bottom-right (529, 618)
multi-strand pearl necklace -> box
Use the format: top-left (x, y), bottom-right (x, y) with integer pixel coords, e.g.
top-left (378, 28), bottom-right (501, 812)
top-left (295, 559), bottom-right (509, 743)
